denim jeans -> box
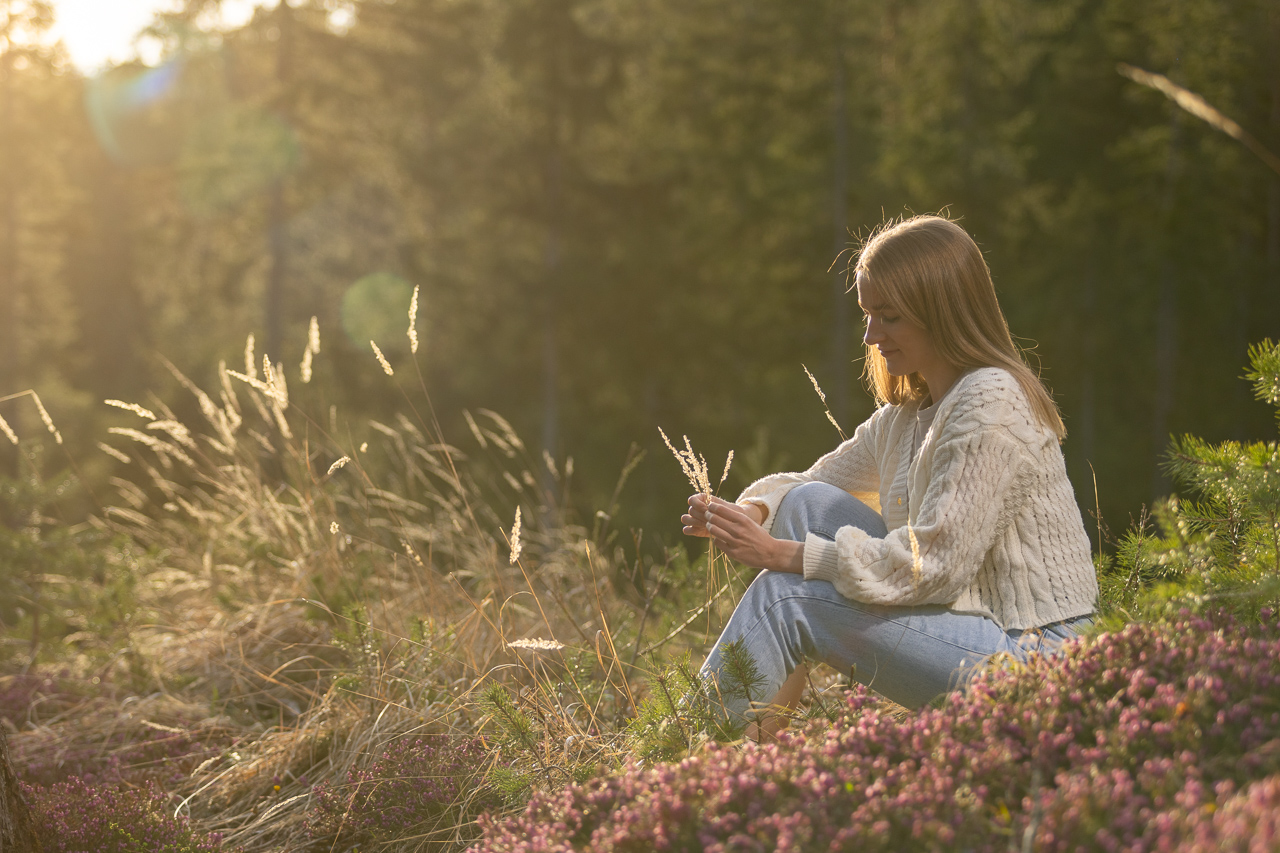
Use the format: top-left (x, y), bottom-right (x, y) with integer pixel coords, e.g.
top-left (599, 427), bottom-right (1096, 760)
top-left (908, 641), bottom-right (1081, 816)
top-left (700, 482), bottom-right (1091, 719)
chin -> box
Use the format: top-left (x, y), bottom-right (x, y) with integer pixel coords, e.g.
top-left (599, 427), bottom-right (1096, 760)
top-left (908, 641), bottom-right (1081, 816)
top-left (883, 361), bottom-right (910, 377)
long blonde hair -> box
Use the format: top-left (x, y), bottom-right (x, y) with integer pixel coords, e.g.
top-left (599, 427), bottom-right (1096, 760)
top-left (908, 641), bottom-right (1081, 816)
top-left (854, 214), bottom-right (1066, 439)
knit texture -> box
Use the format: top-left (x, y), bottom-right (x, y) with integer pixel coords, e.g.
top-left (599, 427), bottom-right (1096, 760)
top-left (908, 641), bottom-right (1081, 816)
top-left (737, 368), bottom-right (1098, 630)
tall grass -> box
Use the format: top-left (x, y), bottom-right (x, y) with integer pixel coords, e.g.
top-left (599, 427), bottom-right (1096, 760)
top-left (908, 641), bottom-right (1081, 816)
top-left (1, 314), bottom-right (756, 850)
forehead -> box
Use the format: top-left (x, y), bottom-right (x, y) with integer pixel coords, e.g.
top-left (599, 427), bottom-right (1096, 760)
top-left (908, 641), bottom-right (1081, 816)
top-left (855, 272), bottom-right (889, 310)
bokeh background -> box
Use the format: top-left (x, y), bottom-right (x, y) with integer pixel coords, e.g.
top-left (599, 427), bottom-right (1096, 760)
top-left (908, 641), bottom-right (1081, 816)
top-left (1, 0), bottom-right (1278, 550)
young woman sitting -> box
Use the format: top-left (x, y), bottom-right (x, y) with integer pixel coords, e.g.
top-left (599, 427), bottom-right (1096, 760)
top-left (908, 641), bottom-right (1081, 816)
top-left (682, 214), bottom-right (1098, 738)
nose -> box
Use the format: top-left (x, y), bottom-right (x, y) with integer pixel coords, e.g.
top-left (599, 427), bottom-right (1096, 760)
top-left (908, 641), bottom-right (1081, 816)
top-left (863, 315), bottom-right (883, 347)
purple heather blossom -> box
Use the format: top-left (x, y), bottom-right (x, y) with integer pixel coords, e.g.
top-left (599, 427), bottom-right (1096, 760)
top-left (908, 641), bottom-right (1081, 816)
top-left (473, 613), bottom-right (1280, 852)
top-left (25, 777), bottom-right (225, 853)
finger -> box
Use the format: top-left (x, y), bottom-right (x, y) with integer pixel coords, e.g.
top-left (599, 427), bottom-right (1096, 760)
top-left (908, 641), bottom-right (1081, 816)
top-left (708, 508), bottom-right (746, 532)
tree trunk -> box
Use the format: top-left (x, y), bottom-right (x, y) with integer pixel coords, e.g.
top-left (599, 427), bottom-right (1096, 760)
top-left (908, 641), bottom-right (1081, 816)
top-left (829, 17), bottom-right (851, 429)
top-left (0, 729), bottom-right (40, 853)
top-left (265, 0), bottom-right (294, 365)
top-left (0, 20), bottom-right (21, 475)
top-left (1151, 108), bottom-right (1182, 499)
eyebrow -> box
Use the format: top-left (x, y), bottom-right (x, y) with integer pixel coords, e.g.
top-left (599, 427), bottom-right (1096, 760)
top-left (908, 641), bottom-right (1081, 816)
top-left (859, 301), bottom-right (889, 312)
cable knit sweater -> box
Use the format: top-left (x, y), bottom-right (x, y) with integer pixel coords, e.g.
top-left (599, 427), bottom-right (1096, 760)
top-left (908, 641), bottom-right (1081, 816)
top-left (737, 367), bottom-right (1098, 630)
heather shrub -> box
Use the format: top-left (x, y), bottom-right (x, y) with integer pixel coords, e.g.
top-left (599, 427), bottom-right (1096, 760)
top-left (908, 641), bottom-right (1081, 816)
top-left (0, 672), bottom-right (75, 727)
top-left (307, 735), bottom-right (499, 848)
top-left (473, 612), bottom-right (1280, 852)
top-left (27, 776), bottom-right (225, 853)
top-left (1173, 776), bottom-right (1280, 852)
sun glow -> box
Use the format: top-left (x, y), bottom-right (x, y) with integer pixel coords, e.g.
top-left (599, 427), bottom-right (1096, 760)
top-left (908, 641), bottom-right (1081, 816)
top-left (45, 0), bottom-right (257, 72)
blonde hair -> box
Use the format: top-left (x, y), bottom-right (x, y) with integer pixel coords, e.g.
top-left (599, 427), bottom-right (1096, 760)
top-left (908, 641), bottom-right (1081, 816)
top-left (854, 214), bottom-right (1066, 439)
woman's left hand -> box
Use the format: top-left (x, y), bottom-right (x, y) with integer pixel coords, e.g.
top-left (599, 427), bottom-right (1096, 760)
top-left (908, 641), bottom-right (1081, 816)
top-left (697, 496), bottom-right (805, 574)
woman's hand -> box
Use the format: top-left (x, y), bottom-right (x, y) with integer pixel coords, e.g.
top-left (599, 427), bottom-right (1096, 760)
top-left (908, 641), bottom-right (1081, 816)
top-left (682, 494), bottom-right (762, 536)
top-left (682, 495), bottom-right (804, 574)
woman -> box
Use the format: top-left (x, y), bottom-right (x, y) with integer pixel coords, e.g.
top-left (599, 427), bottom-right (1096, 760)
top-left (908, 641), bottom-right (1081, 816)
top-left (683, 214), bottom-right (1097, 736)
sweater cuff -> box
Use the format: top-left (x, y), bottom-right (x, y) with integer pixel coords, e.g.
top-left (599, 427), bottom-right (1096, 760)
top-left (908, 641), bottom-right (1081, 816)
top-left (802, 527), bottom-right (871, 584)
top-left (802, 533), bottom-right (841, 583)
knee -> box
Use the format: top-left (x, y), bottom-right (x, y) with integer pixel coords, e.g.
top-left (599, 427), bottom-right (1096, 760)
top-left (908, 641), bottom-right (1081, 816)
top-left (774, 482), bottom-right (844, 540)
top-left (775, 482), bottom-right (885, 541)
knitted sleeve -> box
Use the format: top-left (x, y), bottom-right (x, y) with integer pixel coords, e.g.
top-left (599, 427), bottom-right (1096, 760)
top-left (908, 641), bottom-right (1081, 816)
top-left (801, 385), bottom-right (1035, 606)
top-left (734, 405), bottom-right (888, 535)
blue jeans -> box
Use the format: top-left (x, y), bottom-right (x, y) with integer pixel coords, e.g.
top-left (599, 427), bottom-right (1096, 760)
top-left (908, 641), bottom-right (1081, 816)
top-left (701, 482), bottom-right (1091, 718)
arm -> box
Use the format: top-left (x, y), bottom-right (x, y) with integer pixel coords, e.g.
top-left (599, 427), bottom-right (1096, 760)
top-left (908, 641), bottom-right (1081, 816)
top-left (803, 400), bottom-right (1036, 606)
top-left (734, 406), bottom-right (888, 534)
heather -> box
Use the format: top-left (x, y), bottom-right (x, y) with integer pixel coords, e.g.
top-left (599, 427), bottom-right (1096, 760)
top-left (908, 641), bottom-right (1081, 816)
top-left (28, 777), bottom-right (224, 853)
top-left (474, 612), bottom-right (1280, 852)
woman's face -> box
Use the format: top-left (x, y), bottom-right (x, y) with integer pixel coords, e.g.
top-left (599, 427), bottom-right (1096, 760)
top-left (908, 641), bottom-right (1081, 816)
top-left (857, 272), bottom-right (943, 381)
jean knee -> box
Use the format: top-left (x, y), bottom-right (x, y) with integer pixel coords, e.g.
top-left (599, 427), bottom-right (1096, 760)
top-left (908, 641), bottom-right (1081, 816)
top-left (775, 482), bottom-right (849, 540)
top-left (775, 482), bottom-right (885, 541)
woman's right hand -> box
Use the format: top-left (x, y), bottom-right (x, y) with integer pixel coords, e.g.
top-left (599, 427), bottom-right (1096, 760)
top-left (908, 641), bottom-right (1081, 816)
top-left (682, 493), bottom-right (713, 538)
top-left (682, 494), bottom-right (764, 537)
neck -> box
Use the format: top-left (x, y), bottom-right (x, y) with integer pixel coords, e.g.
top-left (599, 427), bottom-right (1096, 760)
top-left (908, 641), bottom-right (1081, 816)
top-left (920, 363), bottom-right (962, 403)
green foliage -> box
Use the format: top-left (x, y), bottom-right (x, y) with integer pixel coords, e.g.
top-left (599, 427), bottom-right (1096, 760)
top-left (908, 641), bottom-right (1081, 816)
top-left (0, 455), bottom-right (143, 669)
top-left (1099, 340), bottom-right (1280, 623)
top-left (3, 0), bottom-right (1277, 548)
top-left (1247, 339), bottom-right (1280, 416)
top-left (626, 650), bottom-right (750, 765)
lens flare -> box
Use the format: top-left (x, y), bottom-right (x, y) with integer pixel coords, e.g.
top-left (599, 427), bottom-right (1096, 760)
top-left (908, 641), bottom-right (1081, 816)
top-left (84, 57), bottom-right (185, 166)
top-left (341, 273), bottom-right (415, 352)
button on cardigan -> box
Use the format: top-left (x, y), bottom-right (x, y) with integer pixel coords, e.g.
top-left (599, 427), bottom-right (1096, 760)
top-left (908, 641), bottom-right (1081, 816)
top-left (737, 367), bottom-right (1098, 631)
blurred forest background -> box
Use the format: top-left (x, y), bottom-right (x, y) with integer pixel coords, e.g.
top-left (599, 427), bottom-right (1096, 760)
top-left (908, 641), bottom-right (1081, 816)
top-left (1, 0), bottom-right (1278, 549)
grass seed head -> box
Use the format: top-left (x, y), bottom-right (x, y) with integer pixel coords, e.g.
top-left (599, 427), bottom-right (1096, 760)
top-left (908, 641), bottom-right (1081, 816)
top-left (302, 317), bottom-right (320, 383)
top-left (409, 285), bottom-right (420, 354)
top-left (32, 392), bottom-right (62, 444)
top-left (507, 637), bottom-right (564, 652)
top-left (97, 441), bottom-right (131, 463)
top-left (509, 506), bottom-right (523, 565)
top-left (105, 399), bottom-right (157, 420)
top-left (244, 334), bottom-right (256, 378)
top-left (372, 340), bottom-right (394, 376)
top-left (0, 411), bottom-right (16, 445)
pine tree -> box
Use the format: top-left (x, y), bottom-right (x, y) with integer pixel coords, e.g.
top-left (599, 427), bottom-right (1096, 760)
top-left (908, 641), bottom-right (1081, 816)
top-left (1100, 340), bottom-right (1280, 622)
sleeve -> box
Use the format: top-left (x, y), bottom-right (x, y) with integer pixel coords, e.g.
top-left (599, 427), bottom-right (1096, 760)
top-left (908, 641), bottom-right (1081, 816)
top-left (735, 406), bottom-right (888, 535)
top-left (801, 400), bottom-right (1034, 607)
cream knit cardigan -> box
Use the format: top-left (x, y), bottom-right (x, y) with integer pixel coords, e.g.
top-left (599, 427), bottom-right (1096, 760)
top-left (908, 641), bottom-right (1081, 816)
top-left (737, 367), bottom-right (1098, 630)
